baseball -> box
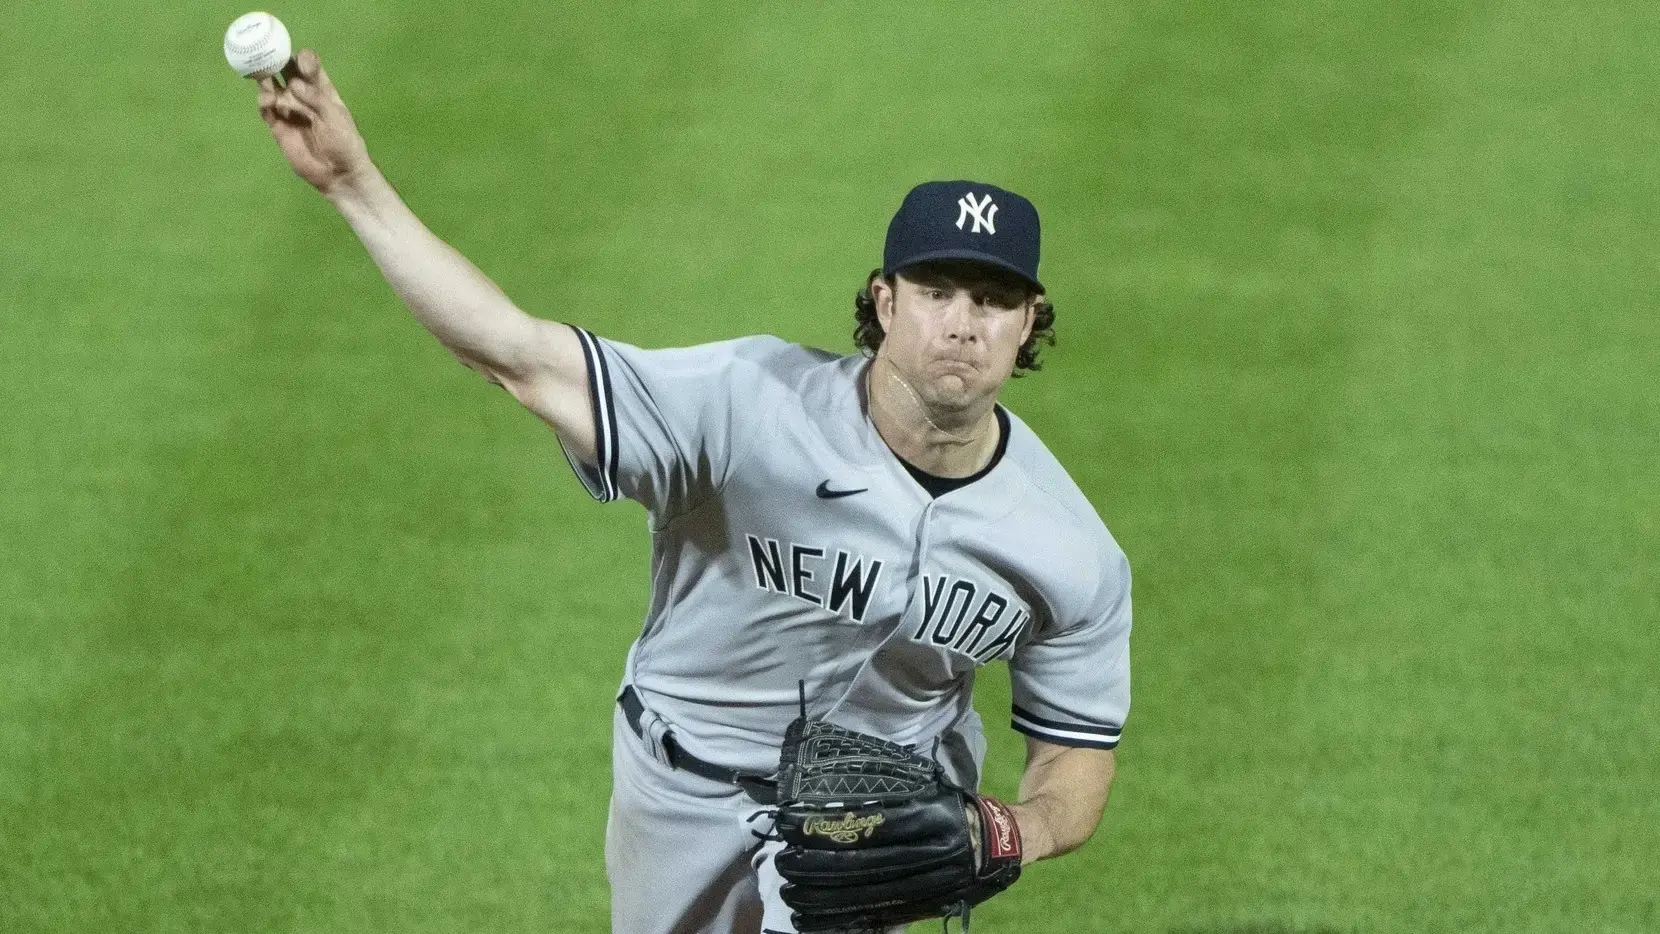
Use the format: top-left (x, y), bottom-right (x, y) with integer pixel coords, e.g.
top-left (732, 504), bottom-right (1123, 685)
top-left (223, 12), bottom-right (292, 79)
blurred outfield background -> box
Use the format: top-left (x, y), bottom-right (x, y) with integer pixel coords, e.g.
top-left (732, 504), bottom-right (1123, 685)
top-left (2, 1), bottom-right (1657, 932)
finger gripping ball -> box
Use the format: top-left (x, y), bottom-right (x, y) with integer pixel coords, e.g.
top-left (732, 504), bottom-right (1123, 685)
top-left (224, 12), bottom-right (292, 79)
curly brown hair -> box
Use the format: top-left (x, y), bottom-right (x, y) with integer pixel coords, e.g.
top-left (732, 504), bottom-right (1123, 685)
top-left (852, 262), bottom-right (1056, 376)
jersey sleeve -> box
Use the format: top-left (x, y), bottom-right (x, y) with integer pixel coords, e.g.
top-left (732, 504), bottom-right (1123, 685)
top-left (1007, 547), bottom-right (1131, 750)
top-left (560, 327), bottom-right (786, 519)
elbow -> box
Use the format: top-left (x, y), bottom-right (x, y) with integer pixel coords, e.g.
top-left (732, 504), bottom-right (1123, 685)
top-left (452, 350), bottom-right (522, 394)
top-left (437, 343), bottom-right (500, 383)
top-left (1050, 812), bottom-right (1105, 859)
top-left (474, 363), bottom-right (509, 389)
top-left (1020, 802), bottom-right (1106, 864)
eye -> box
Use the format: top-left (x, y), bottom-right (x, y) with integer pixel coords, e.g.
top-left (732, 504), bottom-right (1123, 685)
top-left (925, 288), bottom-right (948, 301)
top-left (975, 290), bottom-right (1023, 311)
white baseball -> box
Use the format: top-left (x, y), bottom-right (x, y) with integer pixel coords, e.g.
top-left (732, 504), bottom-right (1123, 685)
top-left (223, 12), bottom-right (293, 79)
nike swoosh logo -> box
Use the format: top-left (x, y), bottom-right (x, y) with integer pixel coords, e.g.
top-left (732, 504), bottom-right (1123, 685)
top-left (815, 480), bottom-right (868, 499)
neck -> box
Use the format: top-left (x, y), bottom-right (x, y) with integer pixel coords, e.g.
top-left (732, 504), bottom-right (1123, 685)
top-left (866, 356), bottom-right (1000, 478)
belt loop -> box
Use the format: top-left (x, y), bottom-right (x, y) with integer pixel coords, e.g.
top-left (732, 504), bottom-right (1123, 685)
top-left (621, 684), bottom-right (680, 769)
top-left (617, 685), bottom-right (776, 803)
top-left (640, 708), bottom-right (675, 767)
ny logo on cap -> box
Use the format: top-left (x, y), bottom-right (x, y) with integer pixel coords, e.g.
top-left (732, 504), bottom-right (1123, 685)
top-left (955, 192), bottom-right (998, 235)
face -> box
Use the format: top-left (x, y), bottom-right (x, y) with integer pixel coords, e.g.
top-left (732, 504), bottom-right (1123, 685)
top-left (871, 260), bottom-right (1039, 412)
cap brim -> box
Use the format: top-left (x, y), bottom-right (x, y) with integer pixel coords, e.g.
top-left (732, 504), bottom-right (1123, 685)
top-left (887, 249), bottom-right (1044, 293)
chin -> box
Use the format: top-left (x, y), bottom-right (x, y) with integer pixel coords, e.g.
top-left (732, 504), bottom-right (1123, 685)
top-left (924, 374), bottom-right (979, 408)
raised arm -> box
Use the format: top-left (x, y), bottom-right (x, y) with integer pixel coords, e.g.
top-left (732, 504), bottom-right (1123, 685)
top-left (1006, 737), bottom-right (1117, 864)
top-left (255, 50), bottom-right (597, 463)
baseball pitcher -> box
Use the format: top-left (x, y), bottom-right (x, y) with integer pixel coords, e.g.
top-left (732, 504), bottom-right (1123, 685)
top-left (254, 50), bottom-right (1130, 934)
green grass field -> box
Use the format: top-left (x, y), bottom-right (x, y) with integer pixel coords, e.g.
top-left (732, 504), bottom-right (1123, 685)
top-left (3, 2), bottom-right (1657, 932)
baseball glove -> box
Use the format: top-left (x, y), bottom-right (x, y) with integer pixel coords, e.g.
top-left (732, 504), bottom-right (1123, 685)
top-left (771, 714), bottom-right (1022, 932)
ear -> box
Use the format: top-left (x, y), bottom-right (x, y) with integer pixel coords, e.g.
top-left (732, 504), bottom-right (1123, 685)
top-left (872, 275), bottom-right (897, 333)
top-left (1020, 295), bottom-right (1042, 344)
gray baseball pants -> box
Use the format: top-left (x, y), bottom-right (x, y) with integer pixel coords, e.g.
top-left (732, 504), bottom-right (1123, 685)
top-left (606, 705), bottom-right (797, 933)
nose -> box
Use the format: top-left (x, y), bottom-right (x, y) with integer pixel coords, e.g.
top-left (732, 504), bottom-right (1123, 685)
top-left (942, 293), bottom-right (983, 344)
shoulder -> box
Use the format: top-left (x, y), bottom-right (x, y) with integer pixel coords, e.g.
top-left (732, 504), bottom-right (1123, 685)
top-left (732, 335), bottom-right (842, 376)
top-left (597, 334), bottom-right (837, 386)
top-left (702, 333), bottom-right (824, 362)
top-left (1002, 408), bottom-right (1129, 578)
top-left (704, 336), bottom-right (861, 402)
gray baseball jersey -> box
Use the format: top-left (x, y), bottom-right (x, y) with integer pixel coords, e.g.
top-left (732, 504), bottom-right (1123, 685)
top-left (563, 327), bottom-right (1130, 776)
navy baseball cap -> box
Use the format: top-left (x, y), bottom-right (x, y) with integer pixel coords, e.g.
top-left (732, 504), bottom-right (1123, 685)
top-left (882, 180), bottom-right (1043, 292)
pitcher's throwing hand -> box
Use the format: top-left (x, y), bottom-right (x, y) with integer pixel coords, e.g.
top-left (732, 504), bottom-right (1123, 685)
top-left (256, 50), bottom-right (371, 195)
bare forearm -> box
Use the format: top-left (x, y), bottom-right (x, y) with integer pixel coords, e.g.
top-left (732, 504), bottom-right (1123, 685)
top-left (326, 166), bottom-right (544, 379)
top-left (323, 167), bottom-right (597, 459)
top-left (255, 50), bottom-right (598, 460)
top-left (1007, 743), bottom-right (1115, 864)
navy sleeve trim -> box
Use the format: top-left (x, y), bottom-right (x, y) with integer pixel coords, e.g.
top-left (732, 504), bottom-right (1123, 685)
top-left (1011, 705), bottom-right (1122, 749)
top-left (566, 326), bottom-right (619, 503)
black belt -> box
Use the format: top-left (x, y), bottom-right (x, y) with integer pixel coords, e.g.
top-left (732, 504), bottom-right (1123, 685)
top-left (618, 685), bottom-right (777, 803)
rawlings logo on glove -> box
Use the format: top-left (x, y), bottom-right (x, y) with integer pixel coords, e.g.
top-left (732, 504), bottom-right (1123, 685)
top-left (801, 812), bottom-right (887, 844)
